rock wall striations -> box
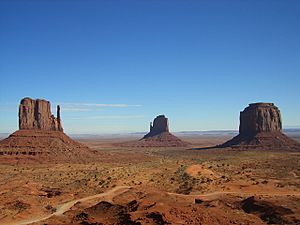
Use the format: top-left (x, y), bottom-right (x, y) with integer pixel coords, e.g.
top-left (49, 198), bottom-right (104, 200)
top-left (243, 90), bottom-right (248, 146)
top-left (0, 97), bottom-right (98, 162)
top-left (19, 97), bottom-right (63, 132)
top-left (220, 102), bottom-right (299, 150)
top-left (239, 103), bottom-right (282, 135)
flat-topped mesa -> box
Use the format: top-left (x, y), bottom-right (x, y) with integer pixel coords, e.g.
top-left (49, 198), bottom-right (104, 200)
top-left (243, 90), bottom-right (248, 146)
top-left (144, 115), bottom-right (169, 138)
top-left (220, 102), bottom-right (299, 150)
top-left (239, 103), bottom-right (282, 135)
top-left (19, 97), bottom-right (63, 132)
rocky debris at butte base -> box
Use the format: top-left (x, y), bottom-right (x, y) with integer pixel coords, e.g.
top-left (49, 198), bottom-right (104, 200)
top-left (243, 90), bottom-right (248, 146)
top-left (220, 103), bottom-right (300, 150)
top-left (122, 115), bottom-right (189, 147)
top-left (0, 97), bottom-right (97, 162)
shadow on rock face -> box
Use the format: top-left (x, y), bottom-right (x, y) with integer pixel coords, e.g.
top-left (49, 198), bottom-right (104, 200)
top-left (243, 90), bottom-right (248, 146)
top-left (74, 201), bottom-right (141, 225)
top-left (240, 196), bottom-right (297, 224)
top-left (146, 211), bottom-right (170, 225)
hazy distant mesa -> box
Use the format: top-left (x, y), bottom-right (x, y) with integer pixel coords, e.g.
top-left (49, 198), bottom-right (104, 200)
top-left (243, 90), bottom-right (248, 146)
top-left (120, 115), bottom-right (189, 147)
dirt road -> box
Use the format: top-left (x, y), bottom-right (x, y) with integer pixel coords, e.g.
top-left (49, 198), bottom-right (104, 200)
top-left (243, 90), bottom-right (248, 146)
top-left (6, 186), bottom-right (300, 225)
top-left (9, 186), bottom-right (131, 225)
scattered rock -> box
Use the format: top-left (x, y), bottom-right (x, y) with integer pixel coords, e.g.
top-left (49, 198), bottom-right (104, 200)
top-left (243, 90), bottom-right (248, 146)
top-left (40, 187), bottom-right (62, 198)
top-left (146, 211), bottom-right (170, 225)
top-left (45, 204), bottom-right (56, 213)
top-left (7, 200), bottom-right (30, 212)
top-left (126, 200), bottom-right (139, 212)
top-left (73, 212), bottom-right (89, 221)
top-left (195, 198), bottom-right (204, 204)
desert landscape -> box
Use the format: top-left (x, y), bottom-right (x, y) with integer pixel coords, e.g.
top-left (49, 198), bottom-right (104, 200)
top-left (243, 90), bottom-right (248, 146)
top-left (1, 1), bottom-right (300, 224)
top-left (0, 99), bottom-right (300, 225)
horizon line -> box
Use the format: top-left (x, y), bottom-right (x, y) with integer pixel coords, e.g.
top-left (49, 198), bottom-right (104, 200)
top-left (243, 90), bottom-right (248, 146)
top-left (2, 127), bottom-right (300, 136)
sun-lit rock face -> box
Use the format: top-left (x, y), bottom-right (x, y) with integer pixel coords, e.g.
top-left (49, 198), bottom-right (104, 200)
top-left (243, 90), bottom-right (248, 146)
top-left (19, 97), bottom-right (63, 131)
top-left (220, 102), bottom-right (299, 150)
top-left (239, 103), bottom-right (282, 135)
top-left (0, 97), bottom-right (97, 161)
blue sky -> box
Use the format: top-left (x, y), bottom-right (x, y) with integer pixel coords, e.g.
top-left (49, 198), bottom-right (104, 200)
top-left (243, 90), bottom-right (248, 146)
top-left (0, 0), bottom-right (299, 134)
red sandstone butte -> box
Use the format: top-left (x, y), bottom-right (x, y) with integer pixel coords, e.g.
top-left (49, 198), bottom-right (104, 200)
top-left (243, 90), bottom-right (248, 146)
top-left (220, 103), bottom-right (300, 150)
top-left (0, 97), bottom-right (97, 162)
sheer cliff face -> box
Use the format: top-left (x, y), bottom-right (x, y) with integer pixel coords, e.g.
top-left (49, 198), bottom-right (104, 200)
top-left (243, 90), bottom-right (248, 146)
top-left (219, 102), bottom-right (299, 149)
top-left (143, 115), bottom-right (169, 138)
top-left (239, 103), bottom-right (282, 135)
top-left (19, 97), bottom-right (63, 132)
top-left (150, 115), bottom-right (169, 135)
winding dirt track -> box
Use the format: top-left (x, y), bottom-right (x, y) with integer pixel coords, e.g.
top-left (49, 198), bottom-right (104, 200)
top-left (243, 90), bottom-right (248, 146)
top-left (9, 186), bottom-right (131, 225)
top-left (5, 186), bottom-right (300, 225)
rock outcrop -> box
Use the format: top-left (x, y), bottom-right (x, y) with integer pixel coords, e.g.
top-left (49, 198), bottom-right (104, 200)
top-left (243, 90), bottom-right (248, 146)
top-left (220, 103), bottom-right (299, 150)
top-left (121, 115), bottom-right (189, 147)
top-left (19, 97), bottom-right (63, 131)
top-left (0, 97), bottom-right (98, 162)
top-left (144, 115), bottom-right (169, 138)
top-left (239, 103), bottom-right (281, 135)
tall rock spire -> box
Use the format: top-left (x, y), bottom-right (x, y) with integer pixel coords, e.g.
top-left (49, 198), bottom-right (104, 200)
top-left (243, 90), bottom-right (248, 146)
top-left (57, 105), bottom-right (63, 132)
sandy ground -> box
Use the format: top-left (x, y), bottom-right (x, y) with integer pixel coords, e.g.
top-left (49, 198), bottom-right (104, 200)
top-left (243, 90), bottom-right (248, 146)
top-left (0, 134), bottom-right (300, 224)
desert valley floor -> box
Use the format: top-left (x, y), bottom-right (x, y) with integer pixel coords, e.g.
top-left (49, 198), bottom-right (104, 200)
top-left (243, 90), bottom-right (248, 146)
top-left (0, 134), bottom-right (300, 225)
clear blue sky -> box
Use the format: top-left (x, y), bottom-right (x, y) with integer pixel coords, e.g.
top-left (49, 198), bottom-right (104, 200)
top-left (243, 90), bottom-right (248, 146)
top-left (0, 0), bottom-right (299, 134)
